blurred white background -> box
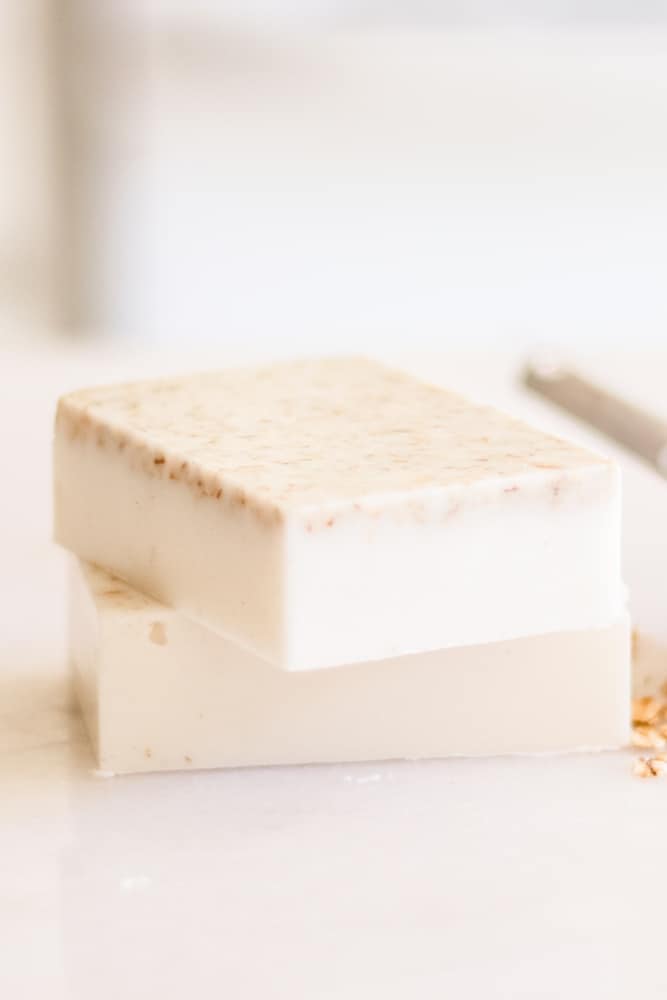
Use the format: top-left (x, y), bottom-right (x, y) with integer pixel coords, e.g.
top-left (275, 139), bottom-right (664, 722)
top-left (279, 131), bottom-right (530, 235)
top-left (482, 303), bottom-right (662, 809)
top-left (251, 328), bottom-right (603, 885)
top-left (1, 1), bottom-right (666, 353)
top-left (3, 12), bottom-right (667, 997)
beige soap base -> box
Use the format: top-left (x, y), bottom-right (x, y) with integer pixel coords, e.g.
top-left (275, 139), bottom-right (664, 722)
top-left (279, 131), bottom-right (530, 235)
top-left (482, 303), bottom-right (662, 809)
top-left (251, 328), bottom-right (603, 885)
top-left (80, 624), bottom-right (660, 779)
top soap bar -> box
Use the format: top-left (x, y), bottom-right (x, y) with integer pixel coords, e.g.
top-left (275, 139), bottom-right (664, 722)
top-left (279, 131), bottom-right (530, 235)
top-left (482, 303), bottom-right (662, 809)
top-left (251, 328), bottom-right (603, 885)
top-left (54, 358), bottom-right (623, 670)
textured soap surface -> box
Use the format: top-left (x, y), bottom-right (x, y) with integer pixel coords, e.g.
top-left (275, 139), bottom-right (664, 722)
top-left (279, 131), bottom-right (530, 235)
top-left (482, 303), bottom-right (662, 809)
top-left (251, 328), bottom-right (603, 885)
top-left (55, 358), bottom-right (624, 670)
top-left (56, 358), bottom-right (609, 512)
top-left (70, 560), bottom-right (630, 775)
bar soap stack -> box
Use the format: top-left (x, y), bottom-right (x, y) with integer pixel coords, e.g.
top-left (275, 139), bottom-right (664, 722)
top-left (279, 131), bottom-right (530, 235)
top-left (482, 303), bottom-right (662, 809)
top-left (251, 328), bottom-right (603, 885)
top-left (54, 358), bottom-right (630, 774)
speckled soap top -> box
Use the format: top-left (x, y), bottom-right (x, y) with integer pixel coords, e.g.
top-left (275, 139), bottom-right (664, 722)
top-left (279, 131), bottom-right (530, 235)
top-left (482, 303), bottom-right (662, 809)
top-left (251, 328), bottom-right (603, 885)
top-left (57, 358), bottom-right (608, 518)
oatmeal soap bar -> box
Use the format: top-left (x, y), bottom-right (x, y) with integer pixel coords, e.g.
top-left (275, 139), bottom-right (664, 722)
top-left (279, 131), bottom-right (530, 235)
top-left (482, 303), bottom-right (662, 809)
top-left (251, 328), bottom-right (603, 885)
top-left (71, 560), bottom-right (630, 775)
top-left (55, 358), bottom-right (623, 671)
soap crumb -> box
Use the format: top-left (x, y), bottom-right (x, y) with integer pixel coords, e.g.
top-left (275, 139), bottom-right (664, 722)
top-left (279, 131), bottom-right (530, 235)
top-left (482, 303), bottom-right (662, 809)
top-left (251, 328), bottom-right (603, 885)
top-left (144, 748), bottom-right (152, 759)
top-left (149, 621), bottom-right (168, 646)
top-left (184, 755), bottom-right (192, 765)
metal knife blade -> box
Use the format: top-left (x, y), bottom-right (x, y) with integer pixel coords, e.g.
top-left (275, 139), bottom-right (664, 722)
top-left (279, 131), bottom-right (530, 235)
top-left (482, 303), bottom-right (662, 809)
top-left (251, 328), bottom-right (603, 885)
top-left (523, 359), bottom-right (667, 480)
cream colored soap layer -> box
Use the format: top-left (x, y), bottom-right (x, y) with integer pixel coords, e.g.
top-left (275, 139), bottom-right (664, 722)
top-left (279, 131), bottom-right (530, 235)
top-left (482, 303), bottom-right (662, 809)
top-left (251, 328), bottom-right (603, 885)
top-left (70, 561), bottom-right (631, 775)
top-left (55, 358), bottom-right (623, 669)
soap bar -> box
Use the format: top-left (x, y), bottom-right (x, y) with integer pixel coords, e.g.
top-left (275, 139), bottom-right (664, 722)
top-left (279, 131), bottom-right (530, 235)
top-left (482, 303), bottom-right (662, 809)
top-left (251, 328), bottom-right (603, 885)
top-left (70, 560), bottom-right (630, 774)
top-left (55, 358), bottom-right (623, 670)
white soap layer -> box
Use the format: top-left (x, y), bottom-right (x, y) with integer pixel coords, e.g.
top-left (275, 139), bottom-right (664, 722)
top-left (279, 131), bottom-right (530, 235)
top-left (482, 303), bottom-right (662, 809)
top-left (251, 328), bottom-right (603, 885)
top-left (55, 359), bottom-right (623, 670)
top-left (70, 561), bottom-right (631, 775)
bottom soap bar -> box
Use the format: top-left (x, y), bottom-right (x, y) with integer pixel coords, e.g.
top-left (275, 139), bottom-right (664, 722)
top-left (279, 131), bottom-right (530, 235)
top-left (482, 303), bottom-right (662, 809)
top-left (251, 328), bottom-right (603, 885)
top-left (69, 560), bottom-right (631, 775)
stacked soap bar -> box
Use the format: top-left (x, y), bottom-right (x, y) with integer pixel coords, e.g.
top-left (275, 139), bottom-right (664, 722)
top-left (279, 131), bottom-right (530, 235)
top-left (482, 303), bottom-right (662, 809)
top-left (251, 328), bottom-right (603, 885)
top-left (54, 358), bottom-right (630, 773)
top-left (70, 561), bottom-right (629, 774)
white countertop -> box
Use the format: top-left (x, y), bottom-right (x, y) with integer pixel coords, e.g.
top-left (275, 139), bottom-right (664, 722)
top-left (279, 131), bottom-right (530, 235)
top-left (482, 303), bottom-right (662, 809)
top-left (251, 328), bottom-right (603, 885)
top-left (3, 345), bottom-right (667, 999)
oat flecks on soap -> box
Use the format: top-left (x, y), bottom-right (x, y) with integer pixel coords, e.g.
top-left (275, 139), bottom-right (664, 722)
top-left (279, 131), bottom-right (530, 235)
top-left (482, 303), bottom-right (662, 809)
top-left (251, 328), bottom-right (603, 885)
top-left (56, 358), bottom-right (611, 522)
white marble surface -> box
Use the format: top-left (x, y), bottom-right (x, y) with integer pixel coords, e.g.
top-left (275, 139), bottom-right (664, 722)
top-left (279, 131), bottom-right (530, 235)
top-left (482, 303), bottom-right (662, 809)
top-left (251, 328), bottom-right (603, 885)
top-left (2, 345), bottom-right (667, 999)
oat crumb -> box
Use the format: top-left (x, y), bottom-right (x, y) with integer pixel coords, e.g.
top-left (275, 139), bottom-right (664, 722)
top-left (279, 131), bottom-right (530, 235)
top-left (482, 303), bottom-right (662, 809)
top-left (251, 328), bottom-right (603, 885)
top-left (633, 755), bottom-right (667, 778)
top-left (632, 696), bottom-right (661, 725)
top-left (632, 726), bottom-right (666, 750)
